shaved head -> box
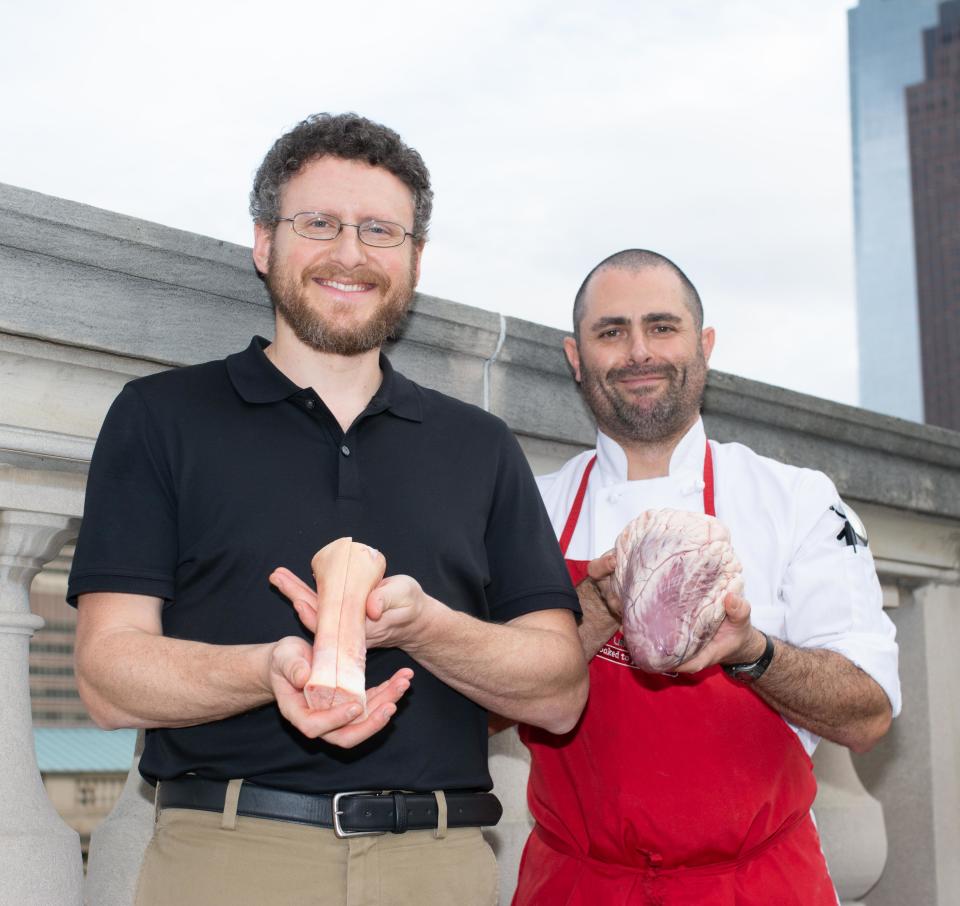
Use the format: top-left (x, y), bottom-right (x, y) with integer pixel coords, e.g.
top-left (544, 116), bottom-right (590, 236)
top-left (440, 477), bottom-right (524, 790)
top-left (573, 249), bottom-right (703, 338)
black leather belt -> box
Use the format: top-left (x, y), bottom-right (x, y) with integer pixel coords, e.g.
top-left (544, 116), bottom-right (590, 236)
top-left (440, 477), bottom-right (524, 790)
top-left (157, 776), bottom-right (503, 837)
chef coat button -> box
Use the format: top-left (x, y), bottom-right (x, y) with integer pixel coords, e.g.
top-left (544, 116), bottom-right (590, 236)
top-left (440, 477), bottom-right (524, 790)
top-left (305, 399), bottom-right (316, 410)
top-left (341, 444), bottom-right (351, 457)
top-left (607, 492), bottom-right (620, 504)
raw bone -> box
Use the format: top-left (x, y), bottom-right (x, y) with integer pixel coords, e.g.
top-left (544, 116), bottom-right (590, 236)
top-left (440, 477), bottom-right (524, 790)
top-left (304, 538), bottom-right (386, 715)
top-left (614, 509), bottom-right (744, 673)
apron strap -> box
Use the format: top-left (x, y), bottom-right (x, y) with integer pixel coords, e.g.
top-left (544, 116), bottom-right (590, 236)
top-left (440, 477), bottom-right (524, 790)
top-left (559, 456), bottom-right (596, 556)
top-left (703, 439), bottom-right (715, 517)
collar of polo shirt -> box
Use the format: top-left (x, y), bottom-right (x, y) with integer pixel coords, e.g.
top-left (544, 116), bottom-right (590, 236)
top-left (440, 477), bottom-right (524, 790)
top-left (226, 336), bottom-right (422, 422)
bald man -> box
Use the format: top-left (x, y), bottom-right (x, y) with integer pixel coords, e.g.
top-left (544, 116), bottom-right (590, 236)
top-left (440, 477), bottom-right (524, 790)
top-left (511, 249), bottom-right (899, 906)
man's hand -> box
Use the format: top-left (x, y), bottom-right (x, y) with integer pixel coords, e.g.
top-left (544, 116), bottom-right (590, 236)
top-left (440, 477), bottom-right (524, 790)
top-left (365, 574), bottom-right (430, 649)
top-left (271, 568), bottom-right (322, 632)
top-left (270, 566), bottom-right (586, 734)
top-left (585, 550), bottom-right (622, 618)
top-left (267, 635), bottom-right (412, 746)
top-left (74, 591), bottom-right (412, 742)
top-left (573, 556), bottom-right (765, 676)
top-left (575, 550), bottom-right (624, 660)
top-left (668, 592), bottom-right (891, 751)
top-left (270, 567), bottom-right (429, 650)
top-left (674, 592), bottom-right (766, 674)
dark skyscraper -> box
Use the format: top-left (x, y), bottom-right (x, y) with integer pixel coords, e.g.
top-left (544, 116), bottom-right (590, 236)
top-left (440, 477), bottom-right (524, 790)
top-left (906, 1), bottom-right (960, 431)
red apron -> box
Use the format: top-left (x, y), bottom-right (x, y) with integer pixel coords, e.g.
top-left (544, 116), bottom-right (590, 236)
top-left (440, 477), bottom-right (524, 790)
top-left (515, 443), bottom-right (836, 905)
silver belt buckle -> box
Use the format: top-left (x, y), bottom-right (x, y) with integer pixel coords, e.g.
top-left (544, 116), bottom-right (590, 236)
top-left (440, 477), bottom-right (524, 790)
top-left (332, 791), bottom-right (386, 838)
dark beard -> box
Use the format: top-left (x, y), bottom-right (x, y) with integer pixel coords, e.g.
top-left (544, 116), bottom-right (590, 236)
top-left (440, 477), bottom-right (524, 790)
top-left (265, 253), bottom-right (415, 356)
top-left (580, 358), bottom-right (707, 444)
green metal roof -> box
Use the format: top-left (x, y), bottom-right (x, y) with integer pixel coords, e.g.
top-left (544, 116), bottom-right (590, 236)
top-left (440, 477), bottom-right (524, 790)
top-left (33, 728), bottom-right (137, 773)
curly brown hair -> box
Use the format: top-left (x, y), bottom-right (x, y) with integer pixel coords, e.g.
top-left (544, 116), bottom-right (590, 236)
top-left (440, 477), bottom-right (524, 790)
top-left (250, 112), bottom-right (433, 239)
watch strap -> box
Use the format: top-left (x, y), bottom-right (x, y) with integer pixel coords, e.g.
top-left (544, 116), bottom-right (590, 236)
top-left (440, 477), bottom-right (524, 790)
top-left (722, 631), bottom-right (775, 683)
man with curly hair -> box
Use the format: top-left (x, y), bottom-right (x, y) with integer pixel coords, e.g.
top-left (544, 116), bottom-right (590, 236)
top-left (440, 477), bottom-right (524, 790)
top-left (70, 113), bottom-right (587, 906)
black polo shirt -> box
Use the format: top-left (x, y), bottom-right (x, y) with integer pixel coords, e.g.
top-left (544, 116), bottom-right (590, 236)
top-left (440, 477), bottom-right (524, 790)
top-left (68, 336), bottom-right (578, 793)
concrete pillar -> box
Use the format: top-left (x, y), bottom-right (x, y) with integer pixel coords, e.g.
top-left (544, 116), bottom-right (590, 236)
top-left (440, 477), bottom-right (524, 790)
top-left (914, 582), bottom-right (960, 901)
top-left (486, 727), bottom-right (534, 905)
top-left (85, 732), bottom-right (155, 906)
top-left (856, 581), bottom-right (960, 906)
top-left (0, 508), bottom-right (82, 906)
top-left (813, 740), bottom-right (887, 906)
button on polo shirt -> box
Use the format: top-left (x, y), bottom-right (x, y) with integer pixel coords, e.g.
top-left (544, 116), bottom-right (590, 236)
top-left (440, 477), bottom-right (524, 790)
top-left (69, 336), bottom-right (578, 794)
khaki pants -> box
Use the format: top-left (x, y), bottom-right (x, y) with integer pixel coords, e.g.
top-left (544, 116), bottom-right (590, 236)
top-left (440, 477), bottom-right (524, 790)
top-left (134, 804), bottom-right (499, 906)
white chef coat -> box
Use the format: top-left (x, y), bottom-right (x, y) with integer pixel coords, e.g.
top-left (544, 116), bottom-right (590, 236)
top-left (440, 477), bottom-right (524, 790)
top-left (536, 417), bottom-right (902, 756)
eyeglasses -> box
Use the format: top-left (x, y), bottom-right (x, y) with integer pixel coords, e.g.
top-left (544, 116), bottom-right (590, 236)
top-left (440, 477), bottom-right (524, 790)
top-left (277, 212), bottom-right (416, 248)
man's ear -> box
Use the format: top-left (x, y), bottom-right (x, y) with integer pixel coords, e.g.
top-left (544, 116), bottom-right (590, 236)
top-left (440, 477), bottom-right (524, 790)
top-left (252, 222), bottom-right (273, 276)
top-left (701, 326), bottom-right (716, 365)
top-left (563, 336), bottom-right (582, 382)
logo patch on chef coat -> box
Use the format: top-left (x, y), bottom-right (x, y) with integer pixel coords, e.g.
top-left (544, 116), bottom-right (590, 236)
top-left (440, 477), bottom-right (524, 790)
top-left (830, 504), bottom-right (869, 550)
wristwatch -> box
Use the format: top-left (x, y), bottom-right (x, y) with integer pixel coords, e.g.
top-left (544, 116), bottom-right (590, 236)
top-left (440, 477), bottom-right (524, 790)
top-left (722, 632), bottom-right (775, 683)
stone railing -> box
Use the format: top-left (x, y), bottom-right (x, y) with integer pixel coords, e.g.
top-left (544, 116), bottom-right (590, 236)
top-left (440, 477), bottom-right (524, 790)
top-left (2, 182), bottom-right (959, 905)
top-left (0, 455), bottom-right (85, 903)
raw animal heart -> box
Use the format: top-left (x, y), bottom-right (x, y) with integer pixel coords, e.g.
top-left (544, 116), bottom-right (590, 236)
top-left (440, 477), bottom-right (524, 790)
top-left (304, 538), bottom-right (386, 716)
top-left (614, 509), bottom-right (744, 673)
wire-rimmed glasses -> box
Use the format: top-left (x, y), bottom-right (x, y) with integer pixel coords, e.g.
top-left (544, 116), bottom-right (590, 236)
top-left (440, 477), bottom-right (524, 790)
top-left (277, 212), bottom-right (416, 248)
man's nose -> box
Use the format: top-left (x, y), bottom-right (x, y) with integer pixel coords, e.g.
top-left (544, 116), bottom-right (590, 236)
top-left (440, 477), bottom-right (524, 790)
top-left (626, 333), bottom-right (652, 364)
top-left (327, 225), bottom-right (369, 269)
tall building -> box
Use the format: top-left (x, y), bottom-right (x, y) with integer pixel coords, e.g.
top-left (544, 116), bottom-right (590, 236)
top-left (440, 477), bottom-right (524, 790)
top-left (906, 1), bottom-right (960, 431)
top-left (848, 0), bottom-right (940, 421)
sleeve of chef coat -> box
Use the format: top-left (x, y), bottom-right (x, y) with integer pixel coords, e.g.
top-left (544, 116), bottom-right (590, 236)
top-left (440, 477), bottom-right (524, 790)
top-left (67, 382), bottom-right (178, 606)
top-left (779, 470), bottom-right (901, 717)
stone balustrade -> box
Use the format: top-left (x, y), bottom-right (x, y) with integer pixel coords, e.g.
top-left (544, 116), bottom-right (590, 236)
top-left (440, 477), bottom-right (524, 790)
top-left (0, 507), bottom-right (83, 905)
top-left (1, 182), bottom-right (959, 905)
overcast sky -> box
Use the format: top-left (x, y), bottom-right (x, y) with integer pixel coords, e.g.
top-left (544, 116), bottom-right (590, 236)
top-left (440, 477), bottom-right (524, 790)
top-left (2, 0), bottom-right (862, 405)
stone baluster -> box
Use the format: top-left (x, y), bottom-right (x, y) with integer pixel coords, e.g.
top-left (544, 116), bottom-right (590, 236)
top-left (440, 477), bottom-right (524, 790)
top-left (486, 727), bottom-right (535, 905)
top-left (84, 731), bottom-right (155, 906)
top-left (812, 739), bottom-right (888, 906)
top-left (0, 508), bottom-right (83, 906)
